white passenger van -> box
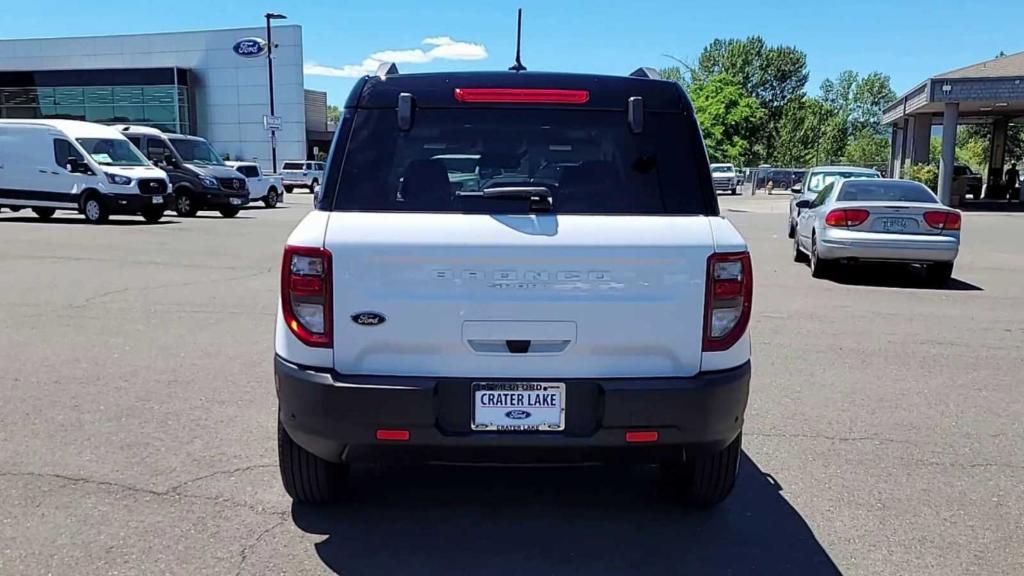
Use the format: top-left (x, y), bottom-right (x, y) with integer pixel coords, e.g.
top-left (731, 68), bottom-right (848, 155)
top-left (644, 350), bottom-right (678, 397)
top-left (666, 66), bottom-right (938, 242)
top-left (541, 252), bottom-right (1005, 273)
top-left (0, 120), bottom-right (173, 224)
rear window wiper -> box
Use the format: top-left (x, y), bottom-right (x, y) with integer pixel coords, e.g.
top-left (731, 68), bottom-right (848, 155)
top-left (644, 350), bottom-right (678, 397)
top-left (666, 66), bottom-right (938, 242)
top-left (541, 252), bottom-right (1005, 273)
top-left (481, 187), bottom-right (553, 212)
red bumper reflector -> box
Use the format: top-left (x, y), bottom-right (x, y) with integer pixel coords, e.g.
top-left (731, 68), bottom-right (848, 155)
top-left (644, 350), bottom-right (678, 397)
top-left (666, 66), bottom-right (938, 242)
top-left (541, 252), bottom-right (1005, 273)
top-left (376, 429), bottom-right (410, 442)
top-left (454, 88), bottom-right (590, 104)
top-left (625, 430), bottom-right (659, 443)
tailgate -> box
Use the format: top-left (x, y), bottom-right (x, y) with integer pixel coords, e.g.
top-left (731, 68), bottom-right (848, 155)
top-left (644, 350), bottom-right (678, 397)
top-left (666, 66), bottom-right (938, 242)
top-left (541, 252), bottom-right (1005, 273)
top-left (325, 213), bottom-right (715, 378)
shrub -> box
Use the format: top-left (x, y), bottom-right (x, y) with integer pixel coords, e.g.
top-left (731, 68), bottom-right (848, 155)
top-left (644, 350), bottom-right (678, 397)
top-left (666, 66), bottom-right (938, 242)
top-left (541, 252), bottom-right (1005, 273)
top-left (903, 163), bottom-right (939, 192)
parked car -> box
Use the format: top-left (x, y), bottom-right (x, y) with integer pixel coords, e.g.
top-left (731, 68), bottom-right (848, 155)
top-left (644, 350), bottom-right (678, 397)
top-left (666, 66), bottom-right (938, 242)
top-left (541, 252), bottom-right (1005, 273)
top-left (226, 161), bottom-right (283, 208)
top-left (114, 125), bottom-right (249, 218)
top-left (280, 160), bottom-right (325, 192)
top-left (0, 119), bottom-right (172, 223)
top-left (710, 163), bottom-right (740, 194)
top-left (788, 166), bottom-right (881, 238)
top-left (953, 164), bottom-right (982, 200)
top-left (275, 67), bottom-right (753, 507)
top-left (793, 178), bottom-right (960, 284)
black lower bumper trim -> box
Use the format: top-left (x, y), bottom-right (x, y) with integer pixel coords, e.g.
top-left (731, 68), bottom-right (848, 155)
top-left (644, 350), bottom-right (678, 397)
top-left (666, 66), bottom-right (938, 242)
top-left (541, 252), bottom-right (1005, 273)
top-left (102, 192), bottom-right (174, 214)
top-left (275, 356), bottom-right (751, 464)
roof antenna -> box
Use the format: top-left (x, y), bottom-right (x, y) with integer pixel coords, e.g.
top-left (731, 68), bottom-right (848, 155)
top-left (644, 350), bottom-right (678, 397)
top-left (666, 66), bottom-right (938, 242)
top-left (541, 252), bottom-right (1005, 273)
top-left (508, 8), bottom-right (527, 72)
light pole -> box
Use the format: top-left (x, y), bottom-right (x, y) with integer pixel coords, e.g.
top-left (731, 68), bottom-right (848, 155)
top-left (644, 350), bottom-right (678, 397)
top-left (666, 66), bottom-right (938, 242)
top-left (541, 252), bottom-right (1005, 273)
top-left (265, 12), bottom-right (287, 173)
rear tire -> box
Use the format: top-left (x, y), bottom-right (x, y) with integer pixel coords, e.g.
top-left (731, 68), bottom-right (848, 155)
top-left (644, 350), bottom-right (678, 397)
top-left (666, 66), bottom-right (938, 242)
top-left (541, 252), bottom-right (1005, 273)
top-left (310, 179), bottom-right (319, 192)
top-left (787, 219), bottom-right (795, 239)
top-left (285, 185), bottom-right (294, 193)
top-left (219, 207), bottom-right (240, 218)
top-left (731, 188), bottom-right (737, 195)
top-left (926, 262), bottom-right (954, 286)
top-left (278, 419), bottom-right (348, 504)
top-left (142, 208), bottom-right (164, 223)
top-left (663, 432), bottom-right (742, 507)
top-left (32, 207), bottom-right (56, 220)
top-left (263, 188), bottom-right (279, 208)
top-left (810, 236), bottom-right (832, 278)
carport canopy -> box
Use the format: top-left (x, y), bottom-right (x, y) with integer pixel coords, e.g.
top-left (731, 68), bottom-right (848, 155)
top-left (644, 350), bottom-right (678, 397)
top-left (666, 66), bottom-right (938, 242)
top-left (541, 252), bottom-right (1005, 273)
top-left (884, 50), bottom-right (1024, 205)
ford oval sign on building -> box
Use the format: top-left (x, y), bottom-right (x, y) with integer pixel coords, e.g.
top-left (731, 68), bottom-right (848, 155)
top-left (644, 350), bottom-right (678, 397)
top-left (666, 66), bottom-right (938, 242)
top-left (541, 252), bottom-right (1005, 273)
top-left (233, 37), bottom-right (268, 58)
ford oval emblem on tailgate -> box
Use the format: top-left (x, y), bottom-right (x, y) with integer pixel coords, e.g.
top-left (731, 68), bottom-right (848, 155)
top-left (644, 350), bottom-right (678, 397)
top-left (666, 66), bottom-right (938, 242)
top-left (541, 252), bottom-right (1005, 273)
top-left (505, 410), bottom-right (531, 420)
top-left (351, 312), bottom-right (386, 326)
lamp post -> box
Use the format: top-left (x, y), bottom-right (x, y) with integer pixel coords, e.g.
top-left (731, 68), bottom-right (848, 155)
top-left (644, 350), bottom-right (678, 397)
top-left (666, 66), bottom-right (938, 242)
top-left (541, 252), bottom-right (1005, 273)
top-left (265, 12), bottom-right (287, 173)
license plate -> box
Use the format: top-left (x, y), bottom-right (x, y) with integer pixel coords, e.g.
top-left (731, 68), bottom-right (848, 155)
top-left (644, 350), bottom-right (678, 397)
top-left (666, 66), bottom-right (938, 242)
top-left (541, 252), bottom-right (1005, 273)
top-left (472, 382), bottom-right (565, 431)
top-left (229, 198), bottom-right (241, 205)
top-left (152, 196), bottom-right (163, 204)
top-left (878, 217), bottom-right (912, 232)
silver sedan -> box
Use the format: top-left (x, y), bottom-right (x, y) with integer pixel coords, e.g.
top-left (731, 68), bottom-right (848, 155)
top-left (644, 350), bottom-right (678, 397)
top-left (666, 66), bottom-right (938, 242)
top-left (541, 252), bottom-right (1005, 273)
top-left (793, 178), bottom-right (961, 284)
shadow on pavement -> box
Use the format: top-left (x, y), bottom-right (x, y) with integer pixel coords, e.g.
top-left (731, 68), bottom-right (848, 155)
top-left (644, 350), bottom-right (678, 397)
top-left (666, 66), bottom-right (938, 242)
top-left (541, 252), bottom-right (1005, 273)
top-left (291, 454), bottom-right (840, 576)
top-left (824, 262), bottom-right (983, 291)
top-left (0, 215), bottom-right (177, 226)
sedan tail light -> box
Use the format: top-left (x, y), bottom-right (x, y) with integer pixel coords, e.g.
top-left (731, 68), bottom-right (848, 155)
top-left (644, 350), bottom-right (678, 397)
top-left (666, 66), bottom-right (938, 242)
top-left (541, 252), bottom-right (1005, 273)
top-left (825, 209), bottom-right (870, 228)
top-left (281, 245), bottom-right (332, 347)
top-left (703, 252), bottom-right (752, 352)
top-left (923, 211), bottom-right (961, 231)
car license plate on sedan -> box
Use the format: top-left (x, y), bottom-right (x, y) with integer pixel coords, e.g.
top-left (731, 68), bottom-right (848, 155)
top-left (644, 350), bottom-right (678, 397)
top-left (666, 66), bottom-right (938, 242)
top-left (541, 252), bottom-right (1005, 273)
top-left (878, 217), bottom-right (912, 232)
top-left (229, 198), bottom-right (242, 205)
top-left (472, 382), bottom-right (565, 431)
top-left (152, 196), bottom-right (163, 204)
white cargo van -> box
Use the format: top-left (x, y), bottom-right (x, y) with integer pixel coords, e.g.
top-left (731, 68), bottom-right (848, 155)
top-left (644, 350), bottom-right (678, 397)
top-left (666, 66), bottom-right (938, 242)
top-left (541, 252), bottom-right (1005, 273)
top-left (0, 120), bottom-right (172, 223)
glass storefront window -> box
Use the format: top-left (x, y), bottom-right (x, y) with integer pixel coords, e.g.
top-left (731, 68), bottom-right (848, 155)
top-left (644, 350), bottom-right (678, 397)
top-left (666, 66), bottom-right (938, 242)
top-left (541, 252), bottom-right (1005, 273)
top-left (1, 84), bottom-right (191, 134)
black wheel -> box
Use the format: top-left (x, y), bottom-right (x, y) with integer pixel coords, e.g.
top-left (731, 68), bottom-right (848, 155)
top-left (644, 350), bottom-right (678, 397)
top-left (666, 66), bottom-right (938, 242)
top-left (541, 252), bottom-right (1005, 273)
top-left (219, 207), bottom-right (240, 218)
top-left (926, 262), bottom-right (954, 286)
top-left (32, 207), bottom-right (56, 220)
top-left (787, 219), bottom-right (795, 239)
top-left (263, 188), bottom-right (279, 208)
top-left (285, 185), bottom-right (294, 193)
top-left (175, 191), bottom-right (198, 217)
top-left (82, 195), bottom-right (108, 224)
top-left (810, 235), bottom-right (833, 278)
top-left (731, 188), bottom-right (737, 195)
top-left (793, 233), bottom-right (808, 263)
top-left (278, 419), bottom-right (348, 504)
top-left (310, 179), bottom-right (319, 192)
top-left (142, 208), bottom-right (164, 223)
top-left (662, 432), bottom-right (742, 507)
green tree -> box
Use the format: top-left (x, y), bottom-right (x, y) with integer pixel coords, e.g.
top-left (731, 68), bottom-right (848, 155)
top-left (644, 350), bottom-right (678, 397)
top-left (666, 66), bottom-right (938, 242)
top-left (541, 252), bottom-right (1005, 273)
top-left (845, 130), bottom-right (890, 167)
top-left (695, 36), bottom-right (809, 161)
top-left (773, 97), bottom-right (827, 167)
top-left (658, 66), bottom-right (685, 85)
top-left (326, 104), bottom-right (341, 124)
top-left (689, 75), bottom-right (765, 165)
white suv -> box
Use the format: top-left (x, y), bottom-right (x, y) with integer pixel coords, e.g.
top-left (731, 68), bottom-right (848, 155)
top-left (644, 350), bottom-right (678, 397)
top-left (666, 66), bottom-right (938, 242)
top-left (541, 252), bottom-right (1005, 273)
top-left (275, 68), bottom-right (753, 507)
top-left (280, 161), bottom-right (324, 192)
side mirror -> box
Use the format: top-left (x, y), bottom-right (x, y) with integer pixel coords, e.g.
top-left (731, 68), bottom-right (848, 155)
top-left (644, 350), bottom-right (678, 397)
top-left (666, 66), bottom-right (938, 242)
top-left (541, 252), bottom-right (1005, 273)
top-left (790, 184), bottom-right (802, 193)
top-left (163, 154), bottom-right (179, 168)
top-left (67, 157), bottom-right (89, 174)
top-left (795, 199), bottom-right (812, 210)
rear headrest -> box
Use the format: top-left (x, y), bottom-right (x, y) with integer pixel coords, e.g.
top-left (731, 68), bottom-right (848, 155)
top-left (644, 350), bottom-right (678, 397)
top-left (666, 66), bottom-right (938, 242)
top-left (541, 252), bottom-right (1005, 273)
top-left (399, 159), bottom-right (451, 207)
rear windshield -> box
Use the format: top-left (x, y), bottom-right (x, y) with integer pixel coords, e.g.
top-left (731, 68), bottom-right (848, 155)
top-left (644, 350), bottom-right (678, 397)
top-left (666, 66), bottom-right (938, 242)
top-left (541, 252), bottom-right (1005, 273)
top-left (330, 108), bottom-right (709, 214)
top-left (807, 170), bottom-right (878, 192)
top-left (837, 180), bottom-right (938, 203)
top-left (282, 162), bottom-right (304, 170)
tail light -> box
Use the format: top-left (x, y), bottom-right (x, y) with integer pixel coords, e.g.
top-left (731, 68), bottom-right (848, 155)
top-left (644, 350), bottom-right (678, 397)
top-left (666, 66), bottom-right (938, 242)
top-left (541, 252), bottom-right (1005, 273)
top-left (825, 209), bottom-right (870, 228)
top-left (281, 245), bottom-right (332, 347)
top-left (923, 211), bottom-right (961, 231)
top-left (703, 252), bottom-right (752, 352)
top-left (454, 88), bottom-right (590, 104)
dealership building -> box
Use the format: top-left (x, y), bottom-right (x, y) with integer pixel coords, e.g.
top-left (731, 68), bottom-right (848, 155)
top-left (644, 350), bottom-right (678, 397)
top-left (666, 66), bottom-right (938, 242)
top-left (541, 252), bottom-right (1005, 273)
top-left (0, 25), bottom-right (332, 171)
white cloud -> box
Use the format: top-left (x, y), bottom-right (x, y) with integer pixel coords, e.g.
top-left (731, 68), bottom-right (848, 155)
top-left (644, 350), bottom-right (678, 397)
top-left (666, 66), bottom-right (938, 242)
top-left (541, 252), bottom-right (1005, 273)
top-left (304, 36), bottom-right (487, 78)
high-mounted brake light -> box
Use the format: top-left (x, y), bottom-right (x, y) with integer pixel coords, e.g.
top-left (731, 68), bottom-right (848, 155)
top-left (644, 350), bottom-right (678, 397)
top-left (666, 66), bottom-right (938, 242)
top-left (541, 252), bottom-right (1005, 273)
top-left (281, 245), bottom-right (332, 348)
top-left (923, 211), bottom-right (961, 231)
top-left (825, 208), bottom-right (870, 228)
top-left (703, 252), bottom-right (752, 353)
top-left (453, 88), bottom-right (590, 104)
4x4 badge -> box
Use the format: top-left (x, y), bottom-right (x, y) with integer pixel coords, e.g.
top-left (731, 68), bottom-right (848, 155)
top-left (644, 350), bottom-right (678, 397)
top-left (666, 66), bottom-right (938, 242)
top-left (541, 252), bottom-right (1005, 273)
top-left (351, 312), bottom-right (386, 326)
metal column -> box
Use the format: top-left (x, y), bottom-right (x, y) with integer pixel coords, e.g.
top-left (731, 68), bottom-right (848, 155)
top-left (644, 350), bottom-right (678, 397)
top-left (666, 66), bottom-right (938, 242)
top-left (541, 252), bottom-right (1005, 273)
top-left (937, 102), bottom-right (959, 206)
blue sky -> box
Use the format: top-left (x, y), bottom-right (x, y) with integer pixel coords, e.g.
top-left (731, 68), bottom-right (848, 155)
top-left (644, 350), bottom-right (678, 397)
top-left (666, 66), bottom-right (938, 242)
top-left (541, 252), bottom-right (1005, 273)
top-left (2, 0), bottom-right (1023, 105)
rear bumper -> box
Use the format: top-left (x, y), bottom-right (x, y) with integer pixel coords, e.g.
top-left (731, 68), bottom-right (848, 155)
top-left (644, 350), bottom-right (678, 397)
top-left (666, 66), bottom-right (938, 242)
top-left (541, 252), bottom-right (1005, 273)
top-left (101, 192), bottom-right (174, 214)
top-left (818, 234), bottom-right (959, 263)
top-left (275, 356), bottom-right (750, 464)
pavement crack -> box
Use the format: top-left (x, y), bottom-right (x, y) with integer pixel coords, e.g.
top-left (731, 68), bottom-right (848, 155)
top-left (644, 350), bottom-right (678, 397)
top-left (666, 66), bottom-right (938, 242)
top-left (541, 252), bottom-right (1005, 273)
top-left (72, 265), bottom-right (273, 308)
top-left (167, 463), bottom-right (277, 494)
top-left (235, 518), bottom-right (288, 576)
top-left (747, 431), bottom-right (917, 446)
top-left (0, 470), bottom-right (166, 497)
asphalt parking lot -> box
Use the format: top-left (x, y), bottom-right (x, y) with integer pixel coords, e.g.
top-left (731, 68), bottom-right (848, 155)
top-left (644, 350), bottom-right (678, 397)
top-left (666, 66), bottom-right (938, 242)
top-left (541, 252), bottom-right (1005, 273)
top-left (1, 192), bottom-right (1022, 575)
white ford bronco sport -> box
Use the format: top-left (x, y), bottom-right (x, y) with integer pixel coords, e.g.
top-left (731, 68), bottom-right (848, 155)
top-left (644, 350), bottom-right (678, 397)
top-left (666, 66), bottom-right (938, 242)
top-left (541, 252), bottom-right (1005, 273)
top-left (275, 66), bottom-right (753, 507)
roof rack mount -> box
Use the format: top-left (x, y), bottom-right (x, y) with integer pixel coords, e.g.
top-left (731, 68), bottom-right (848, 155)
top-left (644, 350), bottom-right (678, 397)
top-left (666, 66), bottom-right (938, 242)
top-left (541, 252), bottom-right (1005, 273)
top-left (375, 62), bottom-right (399, 79)
top-left (629, 67), bottom-right (661, 80)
